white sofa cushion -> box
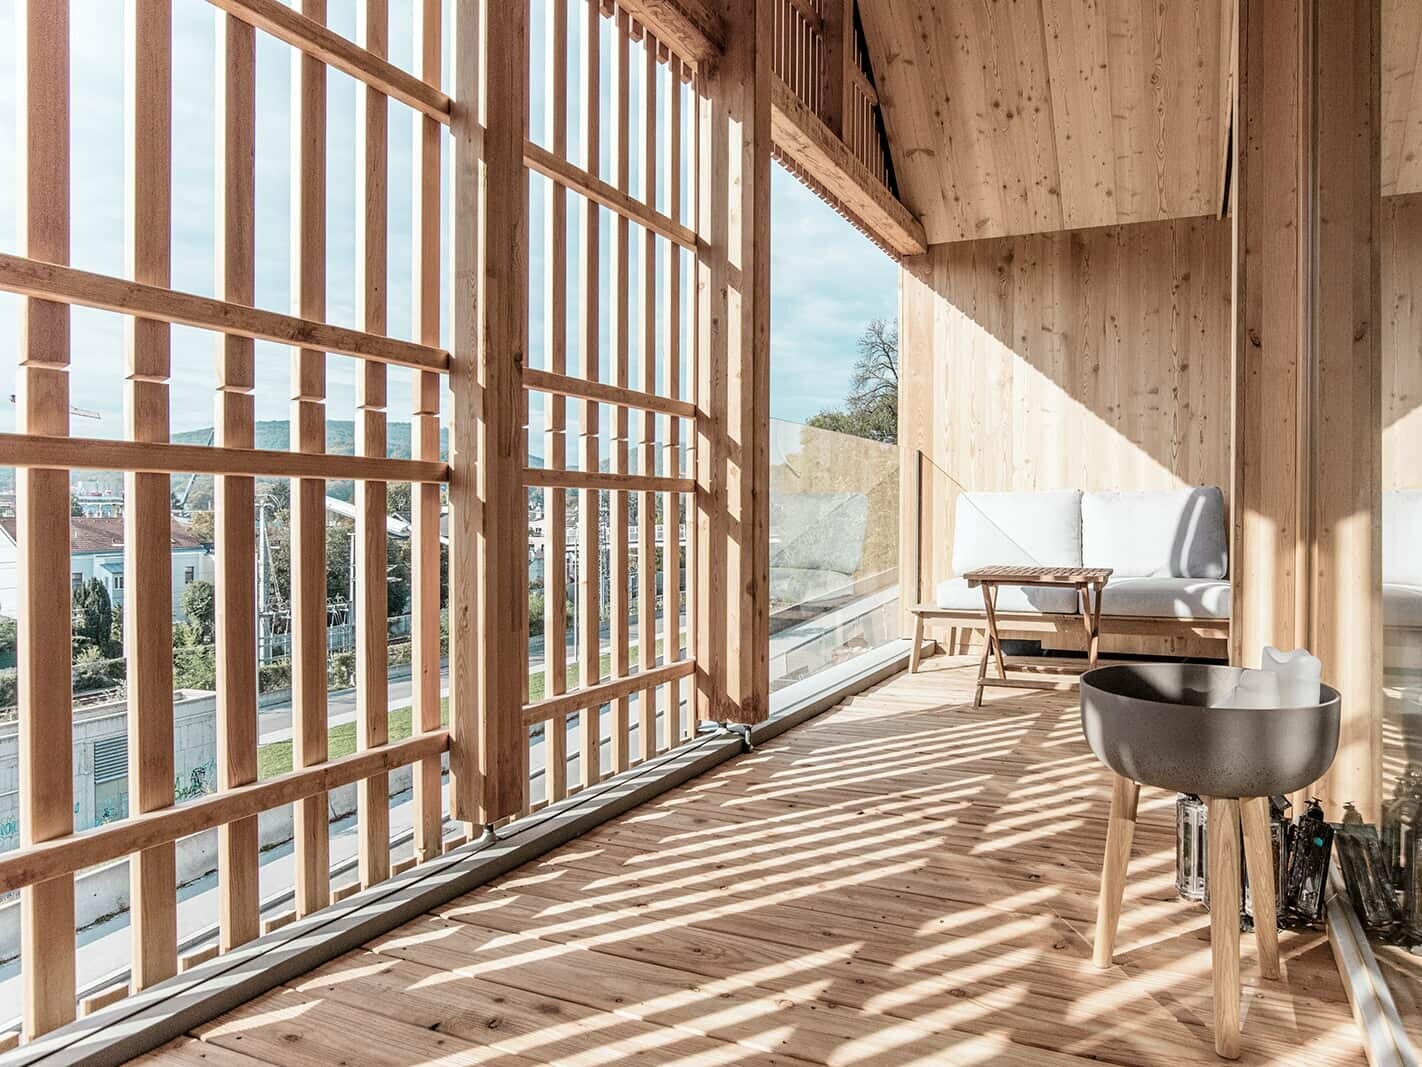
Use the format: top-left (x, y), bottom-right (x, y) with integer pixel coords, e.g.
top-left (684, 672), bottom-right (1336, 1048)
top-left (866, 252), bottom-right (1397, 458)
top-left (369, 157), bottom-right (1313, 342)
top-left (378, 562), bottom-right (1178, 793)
top-left (1082, 487), bottom-right (1228, 579)
top-left (1383, 491), bottom-right (1422, 587)
top-left (935, 577), bottom-right (1079, 615)
top-left (1385, 583), bottom-right (1422, 628)
top-left (1097, 576), bottom-right (1231, 619)
top-left (951, 490), bottom-right (1082, 575)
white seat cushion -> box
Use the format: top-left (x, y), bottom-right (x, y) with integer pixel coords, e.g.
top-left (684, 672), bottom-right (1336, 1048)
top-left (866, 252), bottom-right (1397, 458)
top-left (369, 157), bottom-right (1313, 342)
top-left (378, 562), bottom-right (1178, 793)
top-left (1082, 487), bottom-right (1228, 579)
top-left (1384, 491), bottom-right (1422, 587)
top-left (934, 577), bottom-right (1080, 615)
top-left (951, 490), bottom-right (1082, 574)
top-left (1098, 577), bottom-right (1231, 619)
top-left (1385, 583), bottom-right (1422, 628)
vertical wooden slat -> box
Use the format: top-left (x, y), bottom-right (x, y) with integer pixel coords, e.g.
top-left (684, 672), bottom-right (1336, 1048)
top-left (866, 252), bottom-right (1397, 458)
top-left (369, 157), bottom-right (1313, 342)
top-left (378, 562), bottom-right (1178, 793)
top-left (448, 0), bottom-right (480, 825)
top-left (637, 33), bottom-right (659, 762)
top-left (125, 0), bottom-right (177, 991)
top-left (214, 7), bottom-right (259, 953)
top-left (17, 0), bottom-right (75, 1036)
top-left (291, 0), bottom-right (330, 915)
top-left (577, 0), bottom-right (604, 789)
top-left (661, 54), bottom-right (683, 748)
top-left (355, 0), bottom-right (391, 889)
top-left (544, 0), bottom-right (571, 801)
top-left (477, 0), bottom-right (530, 825)
top-left (609, 10), bottom-right (632, 773)
top-left (412, 0), bottom-right (444, 861)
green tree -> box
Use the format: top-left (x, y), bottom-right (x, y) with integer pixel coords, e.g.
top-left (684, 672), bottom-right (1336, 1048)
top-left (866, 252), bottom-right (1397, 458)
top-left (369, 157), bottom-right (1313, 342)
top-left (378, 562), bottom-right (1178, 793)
top-left (182, 579), bottom-right (216, 644)
top-left (72, 578), bottom-right (113, 658)
top-left (807, 317), bottom-right (899, 444)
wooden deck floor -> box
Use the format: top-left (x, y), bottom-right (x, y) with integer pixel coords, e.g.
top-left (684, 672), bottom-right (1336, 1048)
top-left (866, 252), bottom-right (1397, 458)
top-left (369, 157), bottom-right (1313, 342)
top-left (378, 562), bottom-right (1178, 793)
top-left (135, 659), bottom-right (1364, 1066)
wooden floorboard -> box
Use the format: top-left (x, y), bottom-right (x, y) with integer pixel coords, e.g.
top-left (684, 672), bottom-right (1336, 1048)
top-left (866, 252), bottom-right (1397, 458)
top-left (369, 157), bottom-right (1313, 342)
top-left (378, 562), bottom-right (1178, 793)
top-left (135, 659), bottom-right (1365, 1066)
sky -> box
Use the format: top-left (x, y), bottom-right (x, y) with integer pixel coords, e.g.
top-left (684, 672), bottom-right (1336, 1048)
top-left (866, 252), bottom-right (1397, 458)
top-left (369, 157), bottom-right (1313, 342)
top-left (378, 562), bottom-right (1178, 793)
top-left (0, 0), bottom-right (897, 439)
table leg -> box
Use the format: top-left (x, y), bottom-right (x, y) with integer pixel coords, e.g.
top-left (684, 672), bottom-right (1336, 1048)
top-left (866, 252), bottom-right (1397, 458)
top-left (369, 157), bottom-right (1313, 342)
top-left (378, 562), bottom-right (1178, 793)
top-left (909, 612), bottom-right (925, 674)
top-left (1208, 797), bottom-right (1243, 1060)
top-left (1089, 580), bottom-right (1104, 668)
top-left (982, 583), bottom-right (1006, 678)
top-left (1241, 796), bottom-right (1281, 980)
top-left (974, 623), bottom-right (991, 708)
top-left (1093, 773), bottom-right (1139, 968)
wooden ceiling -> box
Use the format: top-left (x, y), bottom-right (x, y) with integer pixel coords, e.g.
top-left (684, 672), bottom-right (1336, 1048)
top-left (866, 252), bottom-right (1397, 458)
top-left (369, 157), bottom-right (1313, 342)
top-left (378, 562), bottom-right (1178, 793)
top-left (860, 0), bottom-right (1234, 245)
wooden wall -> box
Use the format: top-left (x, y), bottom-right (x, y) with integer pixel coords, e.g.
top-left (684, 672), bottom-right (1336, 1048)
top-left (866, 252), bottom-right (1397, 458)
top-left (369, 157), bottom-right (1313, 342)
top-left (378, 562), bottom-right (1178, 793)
top-left (899, 214), bottom-right (1234, 643)
top-left (1384, 192), bottom-right (1422, 491)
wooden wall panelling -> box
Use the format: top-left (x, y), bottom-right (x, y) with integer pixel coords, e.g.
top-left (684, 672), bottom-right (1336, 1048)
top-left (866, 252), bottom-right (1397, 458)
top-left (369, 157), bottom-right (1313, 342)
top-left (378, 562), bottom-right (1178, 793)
top-left (1383, 193), bottom-right (1422, 489)
top-left (291, 0), bottom-right (330, 916)
top-left (411, 0), bottom-right (444, 861)
top-left (476, 0), bottom-right (529, 825)
top-left (355, 0), bottom-right (391, 888)
top-left (17, 0), bottom-right (76, 1037)
top-left (214, 8), bottom-right (260, 954)
top-left (661, 54), bottom-right (684, 749)
top-left (125, 0), bottom-right (178, 991)
top-left (577, 0), bottom-right (603, 790)
top-left (610, 12), bottom-right (632, 773)
top-left (1382, 0), bottom-right (1422, 199)
top-left (695, 0), bottom-right (771, 725)
top-left (638, 31), bottom-right (660, 763)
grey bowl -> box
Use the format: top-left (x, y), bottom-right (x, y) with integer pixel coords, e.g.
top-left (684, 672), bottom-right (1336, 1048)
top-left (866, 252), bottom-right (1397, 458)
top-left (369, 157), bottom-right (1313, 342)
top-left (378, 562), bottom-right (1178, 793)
top-left (1080, 663), bottom-right (1340, 798)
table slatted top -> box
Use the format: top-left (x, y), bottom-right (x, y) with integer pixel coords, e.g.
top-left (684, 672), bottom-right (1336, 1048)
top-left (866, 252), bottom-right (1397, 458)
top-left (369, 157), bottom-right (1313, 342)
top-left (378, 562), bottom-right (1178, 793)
top-left (963, 564), bottom-right (1114, 586)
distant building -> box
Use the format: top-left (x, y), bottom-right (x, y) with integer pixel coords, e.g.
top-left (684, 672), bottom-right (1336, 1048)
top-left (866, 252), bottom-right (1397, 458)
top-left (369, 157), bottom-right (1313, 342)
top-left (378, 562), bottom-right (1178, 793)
top-left (0, 516), bottom-right (214, 620)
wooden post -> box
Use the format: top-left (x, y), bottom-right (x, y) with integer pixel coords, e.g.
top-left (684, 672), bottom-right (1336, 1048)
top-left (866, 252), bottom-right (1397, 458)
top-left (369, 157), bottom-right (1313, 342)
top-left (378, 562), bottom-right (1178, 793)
top-left (661, 54), bottom-right (685, 749)
top-left (609, 13), bottom-right (632, 772)
top-left (637, 31), bottom-right (659, 763)
top-left (214, 7), bottom-right (260, 952)
top-left (291, 0), bottom-right (330, 915)
top-left (17, 0), bottom-right (75, 1036)
top-left (125, 0), bottom-right (178, 990)
top-left (695, 0), bottom-right (771, 726)
top-left (1232, 0), bottom-right (1381, 821)
top-left (355, 0), bottom-right (391, 888)
top-left (476, 0), bottom-right (530, 824)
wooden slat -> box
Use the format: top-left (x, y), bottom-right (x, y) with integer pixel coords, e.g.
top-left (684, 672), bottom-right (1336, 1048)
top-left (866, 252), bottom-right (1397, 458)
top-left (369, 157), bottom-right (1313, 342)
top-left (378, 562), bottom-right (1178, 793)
top-left (214, 8), bottom-right (260, 954)
top-left (662, 53), bottom-right (685, 749)
top-left (205, 0), bottom-right (450, 121)
top-left (80, 983), bottom-right (131, 1018)
top-left (522, 660), bottom-right (696, 727)
top-left (523, 141), bottom-right (696, 250)
top-left (446, 0), bottom-right (479, 826)
top-left (476, 0), bottom-right (530, 824)
top-left (0, 253), bottom-right (448, 372)
top-left (542, 0), bottom-right (571, 803)
top-left (637, 32), bottom-right (660, 762)
top-left (0, 433), bottom-right (446, 482)
top-left (178, 944), bottom-right (221, 973)
top-left (260, 911), bottom-right (296, 937)
top-left (291, 0), bottom-right (330, 917)
top-left (126, 0), bottom-right (178, 993)
top-left (524, 367), bottom-right (695, 419)
top-left (524, 467), bottom-right (695, 496)
top-left (0, 733), bottom-right (451, 897)
top-left (411, 0), bottom-right (445, 863)
top-left (609, 11), bottom-right (633, 774)
top-left (17, 0), bottom-right (76, 1038)
top-left (577, 0), bottom-right (604, 792)
top-left (354, 0), bottom-right (390, 891)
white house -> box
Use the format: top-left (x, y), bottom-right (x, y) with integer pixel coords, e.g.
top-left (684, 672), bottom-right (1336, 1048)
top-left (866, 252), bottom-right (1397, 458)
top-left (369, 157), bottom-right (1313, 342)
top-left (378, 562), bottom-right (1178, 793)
top-left (0, 516), bottom-right (214, 621)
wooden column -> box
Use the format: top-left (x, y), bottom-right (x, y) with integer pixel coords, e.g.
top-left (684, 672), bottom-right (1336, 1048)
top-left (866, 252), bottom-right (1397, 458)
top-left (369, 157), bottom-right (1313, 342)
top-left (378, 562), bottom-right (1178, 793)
top-left (1232, 0), bottom-right (1381, 821)
top-left (214, 8), bottom-right (260, 952)
top-left (475, 0), bottom-right (529, 824)
top-left (125, 0), bottom-right (177, 990)
top-left (17, 0), bottom-right (75, 1037)
top-left (695, 0), bottom-right (771, 725)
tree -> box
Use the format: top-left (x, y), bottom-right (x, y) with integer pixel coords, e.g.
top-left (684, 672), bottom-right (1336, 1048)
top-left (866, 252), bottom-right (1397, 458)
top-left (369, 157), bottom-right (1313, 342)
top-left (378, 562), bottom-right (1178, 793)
top-left (72, 578), bottom-right (114, 658)
top-left (182, 579), bottom-right (216, 644)
top-left (807, 317), bottom-right (899, 443)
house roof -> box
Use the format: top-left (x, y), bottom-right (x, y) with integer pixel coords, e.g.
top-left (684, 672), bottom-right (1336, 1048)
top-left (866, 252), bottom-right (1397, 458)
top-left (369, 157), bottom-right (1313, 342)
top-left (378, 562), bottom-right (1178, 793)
top-left (0, 516), bottom-right (207, 554)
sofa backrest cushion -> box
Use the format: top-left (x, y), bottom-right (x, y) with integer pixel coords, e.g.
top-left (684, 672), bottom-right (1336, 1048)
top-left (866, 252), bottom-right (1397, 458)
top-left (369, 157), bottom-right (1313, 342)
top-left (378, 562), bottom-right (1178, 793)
top-left (952, 490), bottom-right (1083, 574)
top-left (1383, 490), bottom-right (1422, 587)
top-left (770, 491), bottom-right (868, 576)
top-left (1081, 486), bottom-right (1228, 579)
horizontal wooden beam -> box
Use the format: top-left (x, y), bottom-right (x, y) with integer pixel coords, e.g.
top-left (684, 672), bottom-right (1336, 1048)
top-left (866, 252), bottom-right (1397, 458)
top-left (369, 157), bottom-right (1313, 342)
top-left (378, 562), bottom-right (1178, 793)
top-left (524, 466), bottom-right (695, 494)
top-left (0, 253), bottom-right (449, 372)
top-left (522, 660), bottom-right (696, 726)
top-left (783, 0), bottom-right (823, 34)
top-left (0, 433), bottom-right (449, 483)
top-left (525, 141), bottom-right (697, 250)
top-left (611, 0), bottom-right (723, 63)
top-left (769, 79), bottom-right (926, 257)
top-left (205, 0), bottom-right (450, 122)
top-left (524, 367), bottom-right (696, 419)
top-left (0, 732), bottom-right (450, 896)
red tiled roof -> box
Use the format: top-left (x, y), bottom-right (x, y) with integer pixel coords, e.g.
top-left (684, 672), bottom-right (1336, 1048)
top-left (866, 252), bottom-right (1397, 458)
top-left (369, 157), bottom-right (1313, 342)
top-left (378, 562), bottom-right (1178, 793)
top-left (0, 515), bottom-right (207, 553)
